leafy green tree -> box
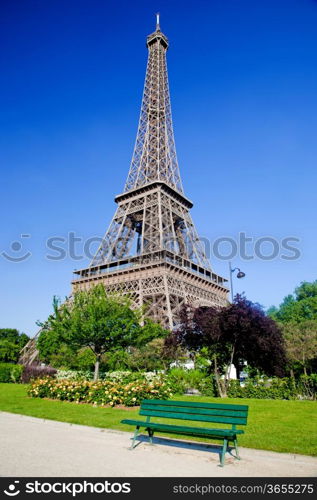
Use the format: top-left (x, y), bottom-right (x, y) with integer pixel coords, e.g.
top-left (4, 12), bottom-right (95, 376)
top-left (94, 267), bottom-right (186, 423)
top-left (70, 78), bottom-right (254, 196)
top-left (268, 281), bottom-right (317, 323)
top-left (282, 320), bottom-right (317, 376)
top-left (37, 329), bottom-right (64, 364)
top-left (101, 349), bottom-right (131, 371)
top-left (127, 338), bottom-right (172, 371)
top-left (75, 348), bottom-right (96, 371)
top-left (134, 319), bottom-right (169, 346)
top-left (0, 329), bottom-right (20, 343)
top-left (38, 339), bottom-right (96, 371)
top-left (18, 333), bottom-right (30, 349)
top-left (0, 340), bottom-right (20, 363)
top-left (38, 287), bottom-right (169, 376)
top-left (48, 344), bottom-right (78, 369)
top-left (0, 328), bottom-right (29, 362)
top-left (296, 281), bottom-right (317, 301)
top-left (268, 281), bottom-right (317, 377)
top-left (37, 316), bottom-right (96, 371)
top-left (40, 285), bottom-right (145, 380)
top-left (0, 328), bottom-right (29, 347)
top-left (101, 321), bottom-right (169, 372)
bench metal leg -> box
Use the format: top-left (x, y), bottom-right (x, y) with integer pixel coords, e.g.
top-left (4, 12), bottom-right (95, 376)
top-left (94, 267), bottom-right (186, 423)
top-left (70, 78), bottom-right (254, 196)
top-left (220, 439), bottom-right (228, 467)
top-left (234, 438), bottom-right (241, 460)
top-left (147, 428), bottom-right (154, 445)
top-left (130, 426), bottom-right (140, 450)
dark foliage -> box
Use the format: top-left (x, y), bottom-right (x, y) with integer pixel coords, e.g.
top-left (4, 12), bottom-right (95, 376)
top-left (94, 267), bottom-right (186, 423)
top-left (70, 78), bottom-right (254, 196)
top-left (166, 295), bottom-right (287, 379)
top-left (219, 295), bottom-right (286, 377)
top-left (21, 364), bottom-right (57, 384)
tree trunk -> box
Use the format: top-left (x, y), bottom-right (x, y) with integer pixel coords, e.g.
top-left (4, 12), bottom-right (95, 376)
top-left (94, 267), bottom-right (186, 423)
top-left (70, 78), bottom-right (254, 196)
top-left (223, 344), bottom-right (236, 395)
top-left (219, 379), bottom-right (227, 398)
top-left (213, 355), bottom-right (227, 398)
top-left (94, 353), bottom-right (101, 381)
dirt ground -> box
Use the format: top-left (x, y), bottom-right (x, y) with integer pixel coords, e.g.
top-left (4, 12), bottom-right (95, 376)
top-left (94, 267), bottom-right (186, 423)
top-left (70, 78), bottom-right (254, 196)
top-left (1, 411), bottom-right (316, 477)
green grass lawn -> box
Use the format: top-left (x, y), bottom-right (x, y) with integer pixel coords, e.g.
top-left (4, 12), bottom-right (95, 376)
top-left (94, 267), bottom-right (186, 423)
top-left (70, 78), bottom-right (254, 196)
top-left (0, 383), bottom-right (316, 456)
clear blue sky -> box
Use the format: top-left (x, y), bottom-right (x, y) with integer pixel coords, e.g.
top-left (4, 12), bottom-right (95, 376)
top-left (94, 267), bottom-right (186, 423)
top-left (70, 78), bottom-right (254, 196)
top-left (1, 0), bottom-right (317, 336)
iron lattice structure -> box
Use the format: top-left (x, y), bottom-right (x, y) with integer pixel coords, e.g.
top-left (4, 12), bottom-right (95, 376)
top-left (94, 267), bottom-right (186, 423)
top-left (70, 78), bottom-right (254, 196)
top-left (20, 17), bottom-right (228, 364)
top-left (20, 18), bottom-right (229, 363)
top-left (124, 21), bottom-right (183, 195)
top-left (72, 17), bottom-right (228, 328)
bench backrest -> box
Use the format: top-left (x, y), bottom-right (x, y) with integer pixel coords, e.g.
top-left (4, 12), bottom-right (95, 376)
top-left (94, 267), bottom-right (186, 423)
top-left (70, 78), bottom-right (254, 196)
top-left (140, 399), bottom-right (248, 428)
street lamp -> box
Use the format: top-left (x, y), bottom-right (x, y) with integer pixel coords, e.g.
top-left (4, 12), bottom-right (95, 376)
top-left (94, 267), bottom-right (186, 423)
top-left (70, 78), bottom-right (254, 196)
top-left (229, 262), bottom-right (246, 302)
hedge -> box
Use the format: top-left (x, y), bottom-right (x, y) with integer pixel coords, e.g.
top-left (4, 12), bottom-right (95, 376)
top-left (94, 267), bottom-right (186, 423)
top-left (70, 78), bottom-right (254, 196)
top-left (227, 376), bottom-right (317, 400)
top-left (0, 363), bottom-right (23, 383)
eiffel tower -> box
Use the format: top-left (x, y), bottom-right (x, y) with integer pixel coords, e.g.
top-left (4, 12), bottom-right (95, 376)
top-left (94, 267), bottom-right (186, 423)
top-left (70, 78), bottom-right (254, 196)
top-left (72, 15), bottom-right (228, 328)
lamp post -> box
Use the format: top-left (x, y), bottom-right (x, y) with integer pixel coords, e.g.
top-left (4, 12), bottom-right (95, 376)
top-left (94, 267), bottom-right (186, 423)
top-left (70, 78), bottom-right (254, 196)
top-left (229, 262), bottom-right (246, 302)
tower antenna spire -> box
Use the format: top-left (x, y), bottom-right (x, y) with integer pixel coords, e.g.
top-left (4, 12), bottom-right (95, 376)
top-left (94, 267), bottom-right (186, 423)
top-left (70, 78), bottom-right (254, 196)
top-left (156, 12), bottom-right (160, 31)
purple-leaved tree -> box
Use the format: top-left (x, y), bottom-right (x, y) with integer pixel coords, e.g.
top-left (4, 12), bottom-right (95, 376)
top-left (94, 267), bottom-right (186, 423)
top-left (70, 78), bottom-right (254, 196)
top-left (165, 294), bottom-right (287, 397)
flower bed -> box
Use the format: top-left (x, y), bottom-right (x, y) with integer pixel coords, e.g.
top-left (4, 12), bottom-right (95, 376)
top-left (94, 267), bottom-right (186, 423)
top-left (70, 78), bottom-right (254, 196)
top-left (28, 377), bottom-right (173, 407)
top-left (55, 370), bottom-right (162, 383)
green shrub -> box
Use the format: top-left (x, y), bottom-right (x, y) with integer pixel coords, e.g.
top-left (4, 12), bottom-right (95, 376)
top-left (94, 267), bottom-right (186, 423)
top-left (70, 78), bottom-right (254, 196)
top-left (166, 368), bottom-right (215, 396)
top-left (28, 376), bottom-right (173, 407)
top-left (0, 363), bottom-right (23, 383)
top-left (228, 377), bottom-right (300, 400)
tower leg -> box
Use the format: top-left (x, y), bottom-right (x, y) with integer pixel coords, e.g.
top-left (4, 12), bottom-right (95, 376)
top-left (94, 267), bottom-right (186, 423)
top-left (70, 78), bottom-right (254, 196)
top-left (163, 275), bottom-right (174, 330)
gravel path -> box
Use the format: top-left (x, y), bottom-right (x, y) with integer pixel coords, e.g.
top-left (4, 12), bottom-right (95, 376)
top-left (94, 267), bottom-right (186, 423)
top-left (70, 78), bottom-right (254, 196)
top-left (1, 411), bottom-right (316, 477)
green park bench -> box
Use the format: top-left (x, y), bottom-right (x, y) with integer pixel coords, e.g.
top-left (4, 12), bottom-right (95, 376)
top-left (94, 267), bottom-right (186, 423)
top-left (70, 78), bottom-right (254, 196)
top-left (121, 399), bottom-right (248, 467)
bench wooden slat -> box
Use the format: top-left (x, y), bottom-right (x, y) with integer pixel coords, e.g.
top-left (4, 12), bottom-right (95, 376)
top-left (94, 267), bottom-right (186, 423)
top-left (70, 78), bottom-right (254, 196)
top-left (121, 419), bottom-right (244, 437)
top-left (141, 399), bottom-right (249, 411)
top-left (141, 403), bottom-right (248, 418)
top-left (139, 408), bottom-right (247, 425)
